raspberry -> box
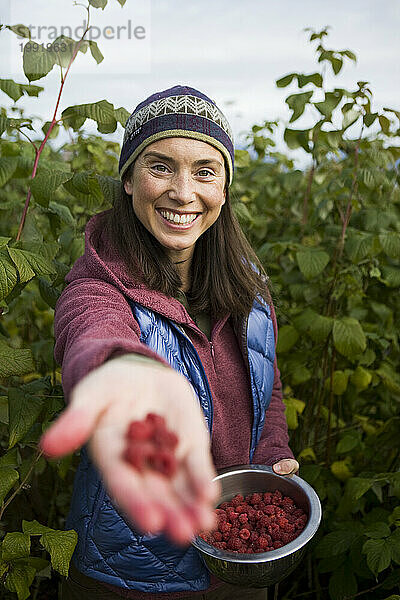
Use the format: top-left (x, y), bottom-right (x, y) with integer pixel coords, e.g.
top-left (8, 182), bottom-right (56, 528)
top-left (124, 413), bottom-right (178, 477)
top-left (239, 528), bottom-right (250, 541)
top-left (126, 420), bottom-right (154, 441)
top-left (238, 514), bottom-right (249, 525)
top-left (201, 488), bottom-right (307, 554)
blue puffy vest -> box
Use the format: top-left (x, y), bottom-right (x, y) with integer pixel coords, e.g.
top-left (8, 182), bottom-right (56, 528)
top-left (66, 297), bottom-right (275, 594)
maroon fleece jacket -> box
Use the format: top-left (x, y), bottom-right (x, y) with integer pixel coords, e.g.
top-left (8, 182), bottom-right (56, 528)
top-left (54, 211), bottom-right (294, 598)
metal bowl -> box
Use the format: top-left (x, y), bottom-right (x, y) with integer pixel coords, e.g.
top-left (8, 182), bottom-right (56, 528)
top-left (191, 464), bottom-right (322, 588)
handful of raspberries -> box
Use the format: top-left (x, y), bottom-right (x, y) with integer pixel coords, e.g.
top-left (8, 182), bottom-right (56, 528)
top-left (200, 490), bottom-right (308, 554)
top-left (123, 413), bottom-right (179, 477)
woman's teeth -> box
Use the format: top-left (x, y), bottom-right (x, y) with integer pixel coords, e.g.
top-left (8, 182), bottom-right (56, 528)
top-left (159, 210), bottom-right (198, 225)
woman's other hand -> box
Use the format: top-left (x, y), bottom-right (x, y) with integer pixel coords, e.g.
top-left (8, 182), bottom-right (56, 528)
top-left (39, 357), bottom-right (221, 547)
top-left (272, 458), bottom-right (299, 476)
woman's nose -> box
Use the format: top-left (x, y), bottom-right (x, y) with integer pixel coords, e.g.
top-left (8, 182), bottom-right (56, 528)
top-left (168, 172), bottom-right (196, 204)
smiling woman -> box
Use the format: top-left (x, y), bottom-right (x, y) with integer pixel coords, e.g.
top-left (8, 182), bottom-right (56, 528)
top-left (40, 85), bottom-right (298, 600)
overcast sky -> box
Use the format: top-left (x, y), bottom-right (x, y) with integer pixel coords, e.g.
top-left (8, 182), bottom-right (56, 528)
top-left (1, 0), bottom-right (399, 167)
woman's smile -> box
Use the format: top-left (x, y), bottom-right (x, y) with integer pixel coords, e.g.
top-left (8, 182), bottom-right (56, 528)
top-left (156, 208), bottom-right (201, 229)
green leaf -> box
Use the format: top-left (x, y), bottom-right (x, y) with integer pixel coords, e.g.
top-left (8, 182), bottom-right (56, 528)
top-left (0, 157), bottom-right (19, 187)
top-left (40, 530), bottom-right (78, 577)
top-left (88, 40), bottom-right (104, 64)
top-left (50, 36), bottom-right (77, 69)
top-left (297, 72), bottom-right (323, 88)
top-left (22, 520), bottom-right (54, 536)
top-left (42, 121), bottom-right (60, 139)
top-left (350, 366), bottom-right (372, 391)
top-left (283, 396), bottom-right (305, 429)
top-left (315, 530), bottom-right (358, 558)
top-left (376, 363), bottom-right (400, 395)
top-left (333, 317), bottom-right (366, 359)
top-left (0, 249), bottom-right (17, 300)
top-left (345, 232), bottom-right (375, 263)
top-left (0, 78), bottom-right (43, 102)
top-left (276, 73), bottom-right (296, 88)
top-left (364, 522), bottom-right (391, 539)
top-left (23, 42), bottom-right (56, 82)
top-left (326, 370), bottom-right (350, 395)
top-left (1, 533), bottom-right (31, 561)
top-left (363, 538), bottom-right (392, 575)
top-left (342, 108), bottom-right (361, 130)
top-left (0, 466), bottom-right (19, 503)
top-left (382, 266), bottom-right (400, 288)
top-left (379, 232), bottom-right (400, 259)
top-left (313, 91), bottom-right (342, 119)
top-left (38, 277), bottom-right (60, 309)
top-left (286, 91), bottom-right (313, 122)
top-left (96, 175), bottom-right (121, 205)
top-left (296, 249), bottom-right (330, 279)
top-left (89, 0), bottom-right (108, 7)
top-left (276, 325), bottom-right (299, 353)
top-left (8, 388), bottom-right (43, 448)
top-left (4, 564), bottom-right (36, 600)
top-left (63, 171), bottom-right (104, 208)
top-left (30, 168), bottom-right (72, 207)
top-left (388, 530), bottom-right (400, 564)
top-left (0, 396), bottom-right (8, 424)
top-left (62, 100), bottom-right (117, 133)
top-left (7, 247), bottom-right (56, 281)
top-left (284, 128), bottom-right (311, 152)
top-left (337, 478), bottom-right (373, 516)
top-left (0, 339), bottom-right (34, 378)
top-left (328, 562), bottom-right (357, 600)
top-left (5, 24), bottom-right (32, 39)
top-left (336, 434), bottom-right (359, 454)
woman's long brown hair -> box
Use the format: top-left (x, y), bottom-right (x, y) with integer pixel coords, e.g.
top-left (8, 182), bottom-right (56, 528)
top-left (91, 162), bottom-right (271, 320)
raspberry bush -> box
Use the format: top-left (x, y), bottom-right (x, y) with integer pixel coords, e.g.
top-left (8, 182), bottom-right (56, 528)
top-left (0, 11), bottom-right (399, 600)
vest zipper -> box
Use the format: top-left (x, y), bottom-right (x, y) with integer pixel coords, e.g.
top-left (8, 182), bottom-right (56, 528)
top-left (169, 321), bottom-right (214, 437)
top-left (209, 340), bottom-right (215, 362)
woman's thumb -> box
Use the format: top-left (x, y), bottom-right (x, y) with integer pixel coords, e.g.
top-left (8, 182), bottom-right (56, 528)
top-left (39, 407), bottom-right (98, 458)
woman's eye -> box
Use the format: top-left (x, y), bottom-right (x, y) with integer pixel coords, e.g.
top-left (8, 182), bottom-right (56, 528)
top-left (198, 169), bottom-right (214, 177)
top-left (152, 164), bottom-right (169, 172)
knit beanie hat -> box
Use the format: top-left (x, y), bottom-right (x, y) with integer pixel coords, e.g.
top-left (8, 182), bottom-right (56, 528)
top-left (119, 85), bottom-right (234, 186)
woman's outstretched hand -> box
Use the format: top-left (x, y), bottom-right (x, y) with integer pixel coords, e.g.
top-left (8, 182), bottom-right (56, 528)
top-left (39, 357), bottom-right (221, 547)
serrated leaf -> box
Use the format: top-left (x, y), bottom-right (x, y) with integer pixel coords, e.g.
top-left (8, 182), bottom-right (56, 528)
top-left (50, 36), bottom-right (77, 69)
top-left (88, 40), bottom-right (104, 64)
top-left (8, 388), bottom-right (43, 448)
top-left (333, 317), bottom-right (366, 359)
top-left (276, 325), bottom-right (299, 353)
top-left (0, 157), bottom-right (19, 186)
top-left (364, 522), bottom-right (391, 539)
top-left (313, 91), bottom-right (342, 119)
top-left (0, 78), bottom-right (43, 102)
top-left (316, 530), bottom-right (358, 558)
top-left (2, 533), bottom-right (31, 561)
top-left (296, 249), bottom-right (330, 279)
top-left (0, 249), bottom-right (17, 300)
top-left (4, 564), bottom-right (36, 600)
top-left (345, 232), bottom-right (375, 263)
top-left (30, 168), bottom-right (72, 207)
top-left (38, 277), bottom-right (60, 309)
top-left (379, 232), bottom-right (400, 259)
top-left (62, 100), bottom-right (117, 133)
top-left (0, 339), bottom-right (35, 378)
top-left (47, 201), bottom-right (75, 226)
top-left (40, 530), bottom-right (78, 577)
top-left (0, 466), bottom-right (19, 503)
top-left (96, 175), bottom-right (121, 205)
top-left (22, 520), bottom-right (54, 536)
top-left (23, 41), bottom-right (56, 82)
top-left (363, 538), bottom-right (392, 575)
top-left (7, 247), bottom-right (56, 281)
top-left (331, 460), bottom-right (353, 482)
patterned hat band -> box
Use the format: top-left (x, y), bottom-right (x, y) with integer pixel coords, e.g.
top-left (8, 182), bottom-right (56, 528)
top-left (119, 86), bottom-right (235, 186)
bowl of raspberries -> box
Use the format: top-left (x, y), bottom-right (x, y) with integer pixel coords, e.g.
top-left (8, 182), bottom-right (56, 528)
top-left (192, 464), bottom-right (321, 588)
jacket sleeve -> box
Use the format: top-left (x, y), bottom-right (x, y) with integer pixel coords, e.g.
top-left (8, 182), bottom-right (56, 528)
top-left (252, 301), bottom-right (295, 466)
top-left (54, 278), bottom-right (171, 402)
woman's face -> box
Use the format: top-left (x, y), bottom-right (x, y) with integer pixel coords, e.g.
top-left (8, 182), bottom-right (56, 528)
top-left (123, 137), bottom-right (226, 262)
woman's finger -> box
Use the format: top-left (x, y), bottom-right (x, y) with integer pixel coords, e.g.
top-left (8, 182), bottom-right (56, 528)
top-left (272, 458), bottom-right (299, 475)
top-left (39, 407), bottom-right (101, 458)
